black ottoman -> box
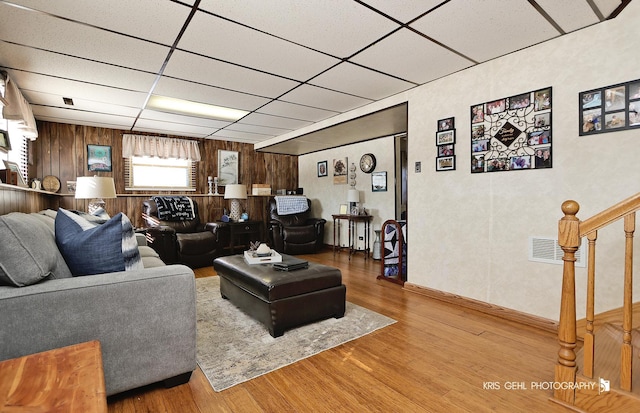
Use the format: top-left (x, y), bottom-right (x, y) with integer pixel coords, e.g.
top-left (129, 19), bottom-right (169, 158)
top-left (213, 255), bottom-right (346, 337)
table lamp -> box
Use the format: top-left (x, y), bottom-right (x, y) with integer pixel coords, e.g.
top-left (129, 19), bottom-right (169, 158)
top-left (224, 184), bottom-right (247, 222)
top-left (75, 176), bottom-right (116, 214)
top-left (347, 188), bottom-right (360, 215)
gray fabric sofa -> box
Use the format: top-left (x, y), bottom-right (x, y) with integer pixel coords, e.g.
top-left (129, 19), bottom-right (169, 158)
top-left (0, 210), bottom-right (197, 396)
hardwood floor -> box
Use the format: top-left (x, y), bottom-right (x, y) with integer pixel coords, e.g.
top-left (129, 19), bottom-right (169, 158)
top-left (107, 249), bottom-right (569, 412)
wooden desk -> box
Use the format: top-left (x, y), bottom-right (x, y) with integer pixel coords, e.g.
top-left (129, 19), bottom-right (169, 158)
top-left (332, 214), bottom-right (373, 260)
top-left (0, 340), bottom-right (107, 413)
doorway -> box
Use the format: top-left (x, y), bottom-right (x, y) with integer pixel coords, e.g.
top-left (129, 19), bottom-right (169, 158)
top-left (395, 134), bottom-right (407, 221)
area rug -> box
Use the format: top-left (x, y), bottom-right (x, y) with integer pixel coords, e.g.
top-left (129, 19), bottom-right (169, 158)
top-left (195, 276), bottom-right (396, 392)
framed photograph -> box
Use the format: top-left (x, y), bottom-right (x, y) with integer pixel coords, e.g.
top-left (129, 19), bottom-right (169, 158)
top-left (486, 98), bottom-right (506, 115)
top-left (579, 78), bottom-right (640, 135)
top-left (317, 160), bottom-right (328, 177)
top-left (509, 92), bottom-right (531, 110)
top-left (438, 117), bottom-right (454, 131)
top-left (438, 144), bottom-right (454, 156)
top-left (371, 171), bottom-right (387, 192)
top-left (87, 144), bottom-right (112, 172)
top-left (436, 156), bottom-right (455, 171)
top-left (0, 129), bottom-right (11, 152)
top-left (471, 104), bottom-right (484, 123)
top-left (339, 204), bottom-right (348, 214)
top-left (3, 160), bottom-right (27, 187)
top-left (471, 87), bottom-right (552, 173)
top-left (66, 181), bottom-right (76, 194)
top-left (436, 130), bottom-right (455, 145)
top-left (218, 150), bottom-right (239, 185)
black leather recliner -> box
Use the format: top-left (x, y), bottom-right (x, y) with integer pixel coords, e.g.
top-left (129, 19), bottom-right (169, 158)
top-left (267, 198), bottom-right (326, 254)
top-left (142, 198), bottom-right (226, 268)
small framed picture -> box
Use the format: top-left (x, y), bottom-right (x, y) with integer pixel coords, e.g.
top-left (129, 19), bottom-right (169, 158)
top-left (438, 144), bottom-right (454, 156)
top-left (604, 111), bottom-right (626, 129)
top-left (218, 150), bottom-right (239, 185)
top-left (486, 98), bottom-right (506, 115)
top-left (471, 104), bottom-right (484, 123)
top-left (66, 181), bottom-right (76, 194)
top-left (438, 117), bottom-right (454, 131)
top-left (3, 160), bottom-right (27, 187)
top-left (510, 155), bottom-right (531, 170)
top-left (87, 144), bottom-right (112, 172)
top-left (534, 88), bottom-right (551, 111)
top-left (509, 92), bottom-right (531, 110)
top-left (604, 86), bottom-right (625, 112)
top-left (436, 130), bottom-right (455, 145)
top-left (371, 171), bottom-right (387, 192)
top-left (339, 204), bottom-right (348, 214)
top-left (317, 160), bottom-right (328, 177)
top-left (436, 156), bottom-right (455, 171)
top-left (0, 129), bottom-right (11, 153)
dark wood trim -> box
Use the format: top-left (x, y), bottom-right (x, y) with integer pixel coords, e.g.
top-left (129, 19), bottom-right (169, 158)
top-left (403, 281), bottom-right (559, 334)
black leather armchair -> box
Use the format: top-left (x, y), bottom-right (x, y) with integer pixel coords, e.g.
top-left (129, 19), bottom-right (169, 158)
top-left (142, 198), bottom-right (226, 268)
top-left (267, 198), bottom-right (326, 254)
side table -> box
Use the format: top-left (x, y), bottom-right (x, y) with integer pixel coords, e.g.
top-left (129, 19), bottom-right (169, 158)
top-left (217, 220), bottom-right (264, 254)
top-left (332, 214), bottom-right (373, 260)
top-left (0, 340), bottom-right (107, 412)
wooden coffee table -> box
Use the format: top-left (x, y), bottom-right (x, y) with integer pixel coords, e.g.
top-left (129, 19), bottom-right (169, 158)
top-left (0, 340), bottom-right (107, 412)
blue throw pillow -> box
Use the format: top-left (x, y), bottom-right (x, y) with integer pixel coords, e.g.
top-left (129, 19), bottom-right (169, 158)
top-left (55, 208), bottom-right (143, 276)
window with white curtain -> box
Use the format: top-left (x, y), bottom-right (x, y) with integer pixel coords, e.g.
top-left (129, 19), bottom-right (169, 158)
top-left (125, 156), bottom-right (196, 191)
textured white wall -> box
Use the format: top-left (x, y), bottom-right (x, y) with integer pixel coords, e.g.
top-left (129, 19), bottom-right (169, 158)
top-left (298, 1), bottom-right (640, 321)
top-left (406, 2), bottom-right (640, 321)
top-left (299, 137), bottom-right (396, 250)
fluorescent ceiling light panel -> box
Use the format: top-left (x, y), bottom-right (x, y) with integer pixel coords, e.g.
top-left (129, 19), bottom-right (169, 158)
top-left (147, 95), bottom-right (248, 121)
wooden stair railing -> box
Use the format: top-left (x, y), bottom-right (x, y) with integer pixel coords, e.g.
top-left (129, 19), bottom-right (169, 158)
top-left (555, 193), bottom-right (640, 404)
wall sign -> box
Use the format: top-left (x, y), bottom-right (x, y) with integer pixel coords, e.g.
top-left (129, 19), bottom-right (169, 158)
top-left (470, 87), bottom-right (552, 173)
top-left (579, 78), bottom-right (640, 135)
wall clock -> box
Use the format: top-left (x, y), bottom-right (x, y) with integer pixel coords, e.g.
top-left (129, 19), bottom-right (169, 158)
top-left (359, 153), bottom-right (376, 173)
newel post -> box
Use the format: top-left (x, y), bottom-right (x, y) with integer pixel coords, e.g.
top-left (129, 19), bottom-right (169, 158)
top-left (555, 200), bottom-right (581, 403)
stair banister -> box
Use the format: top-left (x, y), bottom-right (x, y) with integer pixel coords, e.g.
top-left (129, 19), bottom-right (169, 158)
top-left (555, 200), bottom-right (581, 403)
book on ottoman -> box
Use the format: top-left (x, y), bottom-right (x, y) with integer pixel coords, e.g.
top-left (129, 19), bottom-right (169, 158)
top-left (272, 255), bottom-right (309, 271)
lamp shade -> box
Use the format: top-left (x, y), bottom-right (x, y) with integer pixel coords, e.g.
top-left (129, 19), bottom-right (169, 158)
top-left (75, 176), bottom-right (116, 199)
top-left (347, 189), bottom-right (360, 203)
top-left (224, 184), bottom-right (247, 199)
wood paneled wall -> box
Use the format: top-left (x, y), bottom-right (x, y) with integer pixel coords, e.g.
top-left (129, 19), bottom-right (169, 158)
top-left (3, 121), bottom-right (298, 228)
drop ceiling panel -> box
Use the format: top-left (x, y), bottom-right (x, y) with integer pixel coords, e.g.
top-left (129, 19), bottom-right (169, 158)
top-left (352, 28), bottom-right (474, 84)
top-left (138, 109), bottom-right (231, 129)
top-left (210, 128), bottom-right (271, 143)
top-left (534, 0), bottom-right (599, 32)
top-left (32, 106), bottom-right (136, 129)
top-left (133, 119), bottom-right (216, 138)
top-left (410, 0), bottom-right (560, 62)
top-left (280, 84), bottom-right (373, 113)
top-left (258, 100), bottom-right (339, 123)
top-left (5, 70), bottom-right (149, 108)
top-left (5, 0), bottom-right (192, 45)
top-left (361, 0), bottom-right (445, 23)
top-left (239, 112), bottom-right (313, 130)
top-left (225, 123), bottom-right (291, 136)
top-left (0, 42), bottom-right (158, 92)
top-left (178, 11), bottom-right (339, 81)
top-left (310, 62), bottom-right (415, 100)
top-left (593, 0), bottom-right (626, 18)
top-left (153, 76), bottom-right (271, 112)
top-left (163, 50), bottom-right (300, 98)
top-left (24, 91), bottom-right (140, 118)
top-left (0, 3), bottom-right (169, 72)
top-left (198, 0), bottom-right (400, 58)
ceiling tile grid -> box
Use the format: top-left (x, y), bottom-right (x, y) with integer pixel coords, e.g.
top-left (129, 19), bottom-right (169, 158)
top-left (0, 0), bottom-right (625, 150)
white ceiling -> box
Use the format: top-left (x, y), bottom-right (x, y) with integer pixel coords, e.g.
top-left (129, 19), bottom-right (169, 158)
top-left (0, 0), bottom-right (627, 155)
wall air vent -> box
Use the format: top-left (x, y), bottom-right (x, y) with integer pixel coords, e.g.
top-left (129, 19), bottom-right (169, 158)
top-left (63, 97), bottom-right (74, 105)
top-left (528, 236), bottom-right (586, 268)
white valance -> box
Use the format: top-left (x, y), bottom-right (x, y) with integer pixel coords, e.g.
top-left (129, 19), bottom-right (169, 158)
top-left (122, 134), bottom-right (201, 161)
top-left (1, 74), bottom-right (38, 140)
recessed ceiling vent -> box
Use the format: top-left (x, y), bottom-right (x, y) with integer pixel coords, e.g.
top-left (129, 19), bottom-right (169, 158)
top-left (529, 236), bottom-right (586, 268)
top-left (63, 97), bottom-right (74, 106)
